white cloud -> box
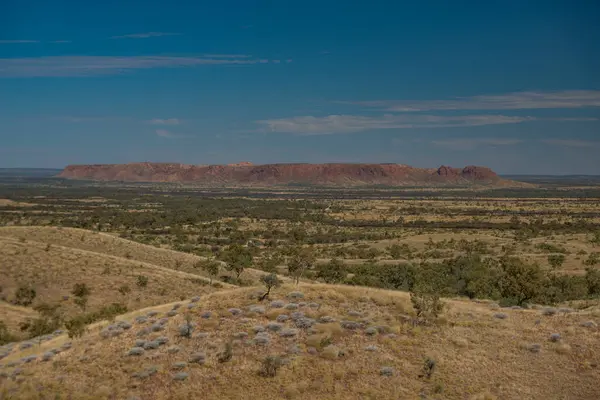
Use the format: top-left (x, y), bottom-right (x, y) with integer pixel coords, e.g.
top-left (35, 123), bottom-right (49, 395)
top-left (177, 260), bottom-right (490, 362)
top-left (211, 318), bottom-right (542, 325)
top-left (110, 32), bottom-right (181, 39)
top-left (155, 129), bottom-right (174, 138)
top-left (257, 114), bottom-right (533, 135)
top-left (431, 138), bottom-right (523, 151)
top-left (0, 55), bottom-right (270, 77)
top-left (345, 90), bottom-right (600, 112)
top-left (542, 139), bottom-right (600, 148)
top-left (149, 118), bottom-right (180, 125)
top-left (0, 40), bottom-right (39, 44)
top-left (201, 54), bottom-right (252, 58)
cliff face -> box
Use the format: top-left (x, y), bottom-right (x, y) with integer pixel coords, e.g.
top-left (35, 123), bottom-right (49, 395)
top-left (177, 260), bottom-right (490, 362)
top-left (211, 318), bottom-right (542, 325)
top-left (57, 162), bottom-right (520, 187)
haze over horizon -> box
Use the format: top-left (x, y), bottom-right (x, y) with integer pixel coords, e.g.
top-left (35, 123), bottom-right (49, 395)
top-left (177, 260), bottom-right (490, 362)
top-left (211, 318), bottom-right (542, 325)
top-left (1, 1), bottom-right (599, 174)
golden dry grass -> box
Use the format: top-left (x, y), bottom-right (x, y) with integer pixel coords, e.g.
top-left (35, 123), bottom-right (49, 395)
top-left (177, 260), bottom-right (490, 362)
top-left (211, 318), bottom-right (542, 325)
top-left (0, 226), bottom-right (271, 282)
top-left (1, 284), bottom-right (598, 399)
top-left (0, 199), bottom-right (34, 207)
top-left (0, 303), bottom-right (39, 338)
top-left (0, 235), bottom-right (231, 320)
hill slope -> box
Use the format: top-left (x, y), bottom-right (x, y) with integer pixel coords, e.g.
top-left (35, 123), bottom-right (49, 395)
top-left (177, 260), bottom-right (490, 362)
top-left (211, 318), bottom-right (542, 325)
top-left (0, 226), bottom-right (268, 282)
top-left (0, 235), bottom-right (227, 320)
top-left (1, 284), bottom-right (598, 399)
top-left (58, 162), bottom-right (528, 187)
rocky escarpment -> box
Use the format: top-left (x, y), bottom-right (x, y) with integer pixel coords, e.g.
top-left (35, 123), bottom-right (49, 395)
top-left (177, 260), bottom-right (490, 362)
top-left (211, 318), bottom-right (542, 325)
top-left (58, 162), bottom-right (525, 187)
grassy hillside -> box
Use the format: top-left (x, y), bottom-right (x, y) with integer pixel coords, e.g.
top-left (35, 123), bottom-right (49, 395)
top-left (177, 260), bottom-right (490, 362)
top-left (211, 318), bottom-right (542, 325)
top-left (0, 303), bottom-right (39, 342)
top-left (0, 235), bottom-right (230, 322)
top-left (1, 284), bottom-right (598, 399)
top-left (0, 226), bottom-right (270, 282)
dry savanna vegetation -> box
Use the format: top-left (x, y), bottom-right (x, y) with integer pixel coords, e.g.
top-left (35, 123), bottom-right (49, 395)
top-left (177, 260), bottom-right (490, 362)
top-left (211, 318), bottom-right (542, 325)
top-left (1, 175), bottom-right (599, 399)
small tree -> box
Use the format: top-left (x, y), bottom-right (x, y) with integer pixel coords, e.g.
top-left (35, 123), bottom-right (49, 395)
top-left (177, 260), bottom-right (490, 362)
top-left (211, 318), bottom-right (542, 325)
top-left (136, 275), bottom-right (149, 288)
top-left (181, 313), bottom-right (193, 338)
top-left (548, 254), bottom-right (566, 270)
top-left (419, 357), bottom-right (436, 380)
top-left (72, 283), bottom-right (91, 311)
top-left (259, 273), bottom-right (281, 301)
top-left (72, 283), bottom-right (91, 298)
top-left (497, 257), bottom-right (544, 306)
top-left (118, 284), bottom-right (131, 296)
top-left (220, 244), bottom-right (253, 280)
top-left (14, 285), bottom-right (37, 306)
top-left (0, 321), bottom-right (18, 345)
top-left (410, 289), bottom-right (444, 323)
top-left (257, 252), bottom-right (283, 273)
top-left (590, 231), bottom-right (600, 246)
top-left (585, 267), bottom-right (600, 296)
top-left (65, 317), bottom-right (87, 339)
top-left (217, 342), bottom-right (233, 363)
top-left (196, 259), bottom-right (220, 284)
top-left (258, 355), bottom-right (284, 377)
top-left (74, 296), bottom-right (88, 311)
top-left (287, 248), bottom-right (316, 285)
top-left (316, 258), bottom-right (347, 284)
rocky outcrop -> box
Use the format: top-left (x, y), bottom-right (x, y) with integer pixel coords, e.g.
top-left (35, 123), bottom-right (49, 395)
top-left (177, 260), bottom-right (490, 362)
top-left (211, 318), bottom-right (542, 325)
top-left (58, 162), bottom-right (525, 187)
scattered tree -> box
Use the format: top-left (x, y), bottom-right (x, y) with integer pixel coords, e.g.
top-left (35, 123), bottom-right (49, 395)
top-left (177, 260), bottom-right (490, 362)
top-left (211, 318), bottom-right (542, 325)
top-left (195, 259), bottom-right (220, 284)
top-left (217, 342), bottom-right (233, 363)
top-left (118, 284), bottom-right (131, 296)
top-left (258, 355), bottom-right (284, 377)
top-left (548, 254), bottom-right (566, 270)
top-left (316, 258), bottom-right (347, 284)
top-left (257, 252), bottom-right (283, 273)
top-left (136, 275), bottom-right (149, 288)
top-left (287, 248), bottom-right (316, 285)
top-left (410, 289), bottom-right (444, 323)
top-left (14, 285), bottom-right (37, 306)
top-left (72, 283), bottom-right (91, 299)
top-left (0, 321), bottom-right (18, 345)
top-left (496, 257), bottom-right (544, 306)
top-left (259, 273), bottom-right (281, 301)
top-left (586, 267), bottom-right (600, 296)
top-left (64, 318), bottom-right (87, 339)
top-left (72, 283), bottom-right (91, 311)
top-left (220, 244), bottom-right (253, 280)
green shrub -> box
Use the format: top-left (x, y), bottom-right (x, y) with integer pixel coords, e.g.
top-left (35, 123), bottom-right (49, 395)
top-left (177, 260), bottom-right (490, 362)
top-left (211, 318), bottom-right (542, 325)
top-left (72, 283), bottom-right (91, 298)
top-left (14, 285), bottom-right (36, 306)
top-left (258, 355), bottom-right (284, 377)
top-left (316, 258), bottom-right (347, 284)
top-left (136, 275), bottom-right (149, 288)
top-left (0, 321), bottom-right (18, 345)
top-left (410, 288), bottom-right (444, 322)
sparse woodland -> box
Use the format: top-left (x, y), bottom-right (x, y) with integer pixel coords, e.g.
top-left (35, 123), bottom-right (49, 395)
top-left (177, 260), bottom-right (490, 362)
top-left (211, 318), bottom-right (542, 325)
top-left (0, 177), bottom-right (599, 399)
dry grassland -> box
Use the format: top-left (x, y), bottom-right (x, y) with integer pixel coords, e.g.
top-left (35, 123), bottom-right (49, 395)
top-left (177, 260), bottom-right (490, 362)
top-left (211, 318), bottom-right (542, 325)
top-left (1, 284), bottom-right (598, 399)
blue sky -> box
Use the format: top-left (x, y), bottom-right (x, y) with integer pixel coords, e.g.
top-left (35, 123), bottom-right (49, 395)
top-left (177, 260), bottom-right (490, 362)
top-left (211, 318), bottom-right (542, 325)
top-left (1, 0), bottom-right (599, 174)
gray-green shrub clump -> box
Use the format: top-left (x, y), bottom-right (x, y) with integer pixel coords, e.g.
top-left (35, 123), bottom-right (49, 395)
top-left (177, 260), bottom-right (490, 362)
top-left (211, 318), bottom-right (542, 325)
top-left (127, 347), bottom-right (145, 356)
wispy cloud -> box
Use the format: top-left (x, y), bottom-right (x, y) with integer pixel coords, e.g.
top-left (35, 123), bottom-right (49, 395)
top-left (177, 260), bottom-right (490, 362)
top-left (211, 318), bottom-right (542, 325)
top-left (431, 138), bottom-right (522, 151)
top-left (155, 129), bottom-right (192, 139)
top-left (110, 32), bottom-right (181, 39)
top-left (54, 116), bottom-right (129, 123)
top-left (50, 40), bottom-right (71, 44)
top-left (155, 129), bottom-right (175, 138)
top-left (542, 139), bottom-right (600, 148)
top-left (0, 55), bottom-right (270, 77)
top-left (0, 40), bottom-right (39, 44)
top-left (257, 114), bottom-right (533, 135)
top-left (149, 118), bottom-right (180, 125)
top-left (344, 90), bottom-right (600, 112)
top-left (201, 54), bottom-right (251, 59)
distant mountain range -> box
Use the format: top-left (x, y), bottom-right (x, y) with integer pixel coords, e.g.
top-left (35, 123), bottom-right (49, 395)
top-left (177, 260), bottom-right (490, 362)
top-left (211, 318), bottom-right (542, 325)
top-left (57, 162), bottom-right (531, 187)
